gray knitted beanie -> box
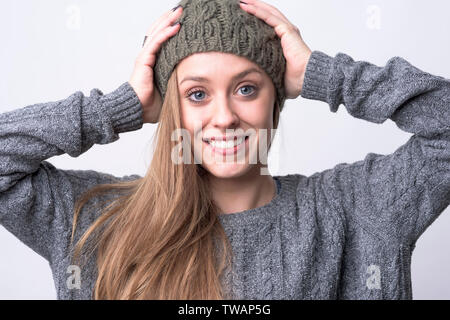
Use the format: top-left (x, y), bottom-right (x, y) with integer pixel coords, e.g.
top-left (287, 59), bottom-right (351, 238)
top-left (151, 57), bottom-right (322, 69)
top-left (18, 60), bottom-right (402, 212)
top-left (153, 0), bottom-right (287, 112)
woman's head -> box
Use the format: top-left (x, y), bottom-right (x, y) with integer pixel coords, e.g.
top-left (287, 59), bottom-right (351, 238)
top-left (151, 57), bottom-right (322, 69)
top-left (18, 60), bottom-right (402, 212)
top-left (153, 0), bottom-right (286, 180)
top-left (176, 51), bottom-right (279, 179)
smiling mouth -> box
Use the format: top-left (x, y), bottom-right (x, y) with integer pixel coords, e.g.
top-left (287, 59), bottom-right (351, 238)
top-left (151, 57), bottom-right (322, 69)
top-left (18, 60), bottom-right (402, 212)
top-left (203, 135), bottom-right (250, 155)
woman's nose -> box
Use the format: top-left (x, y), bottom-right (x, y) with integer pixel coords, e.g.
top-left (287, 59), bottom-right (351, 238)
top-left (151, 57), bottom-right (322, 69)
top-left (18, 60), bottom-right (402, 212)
top-left (210, 99), bottom-right (239, 128)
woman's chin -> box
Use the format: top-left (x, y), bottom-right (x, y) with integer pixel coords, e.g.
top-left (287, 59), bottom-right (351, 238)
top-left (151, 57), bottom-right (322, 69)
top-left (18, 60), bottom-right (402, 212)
top-left (203, 162), bottom-right (252, 179)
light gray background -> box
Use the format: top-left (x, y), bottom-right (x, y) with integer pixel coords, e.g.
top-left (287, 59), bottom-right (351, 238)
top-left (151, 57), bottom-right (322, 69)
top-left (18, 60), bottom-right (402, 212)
top-left (1, 0), bottom-right (449, 299)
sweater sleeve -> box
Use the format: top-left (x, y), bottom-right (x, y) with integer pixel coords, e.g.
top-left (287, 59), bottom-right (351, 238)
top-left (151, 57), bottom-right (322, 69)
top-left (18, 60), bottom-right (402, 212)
top-left (300, 50), bottom-right (450, 247)
top-left (0, 81), bottom-right (144, 264)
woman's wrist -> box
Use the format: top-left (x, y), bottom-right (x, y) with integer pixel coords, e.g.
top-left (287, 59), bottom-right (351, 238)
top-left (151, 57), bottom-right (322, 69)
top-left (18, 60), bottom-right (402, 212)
top-left (298, 50), bottom-right (313, 96)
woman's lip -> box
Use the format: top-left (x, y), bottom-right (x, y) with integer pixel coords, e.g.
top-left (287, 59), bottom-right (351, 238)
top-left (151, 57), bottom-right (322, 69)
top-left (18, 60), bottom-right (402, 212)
top-left (203, 136), bottom-right (249, 155)
top-left (203, 135), bottom-right (249, 142)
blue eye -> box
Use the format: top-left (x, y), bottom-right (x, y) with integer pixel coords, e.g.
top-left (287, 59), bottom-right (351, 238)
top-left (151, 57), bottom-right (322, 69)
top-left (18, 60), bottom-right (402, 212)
top-left (188, 90), bottom-right (206, 103)
top-left (238, 85), bottom-right (256, 96)
top-left (186, 85), bottom-right (257, 104)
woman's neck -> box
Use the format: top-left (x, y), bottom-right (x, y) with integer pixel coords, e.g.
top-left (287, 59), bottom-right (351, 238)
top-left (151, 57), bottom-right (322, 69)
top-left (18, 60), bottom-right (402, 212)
top-left (208, 166), bottom-right (276, 215)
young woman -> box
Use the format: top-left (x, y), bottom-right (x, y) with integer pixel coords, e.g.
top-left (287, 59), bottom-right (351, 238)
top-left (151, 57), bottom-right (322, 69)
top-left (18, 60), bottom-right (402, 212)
top-left (0, 0), bottom-right (448, 300)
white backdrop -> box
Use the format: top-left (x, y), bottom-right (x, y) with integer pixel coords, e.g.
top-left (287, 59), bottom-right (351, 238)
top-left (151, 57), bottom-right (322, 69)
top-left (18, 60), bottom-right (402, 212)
top-left (1, 0), bottom-right (449, 299)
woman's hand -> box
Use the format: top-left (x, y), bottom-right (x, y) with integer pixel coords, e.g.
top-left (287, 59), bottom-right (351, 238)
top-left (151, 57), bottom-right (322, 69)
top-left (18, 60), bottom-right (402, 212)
top-left (239, 0), bottom-right (312, 99)
top-left (129, 6), bottom-right (183, 123)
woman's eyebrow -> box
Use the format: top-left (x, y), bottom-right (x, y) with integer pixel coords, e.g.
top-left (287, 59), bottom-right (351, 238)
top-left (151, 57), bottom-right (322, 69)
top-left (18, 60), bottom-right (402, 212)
top-left (179, 68), bottom-right (262, 85)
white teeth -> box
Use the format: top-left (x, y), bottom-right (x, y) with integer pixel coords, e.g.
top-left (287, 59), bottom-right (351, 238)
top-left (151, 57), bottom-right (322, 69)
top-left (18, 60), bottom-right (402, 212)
top-left (207, 136), bottom-right (245, 149)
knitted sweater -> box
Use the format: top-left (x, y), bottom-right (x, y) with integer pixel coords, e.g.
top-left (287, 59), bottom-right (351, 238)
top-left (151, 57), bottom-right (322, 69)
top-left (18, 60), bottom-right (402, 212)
top-left (0, 50), bottom-right (449, 300)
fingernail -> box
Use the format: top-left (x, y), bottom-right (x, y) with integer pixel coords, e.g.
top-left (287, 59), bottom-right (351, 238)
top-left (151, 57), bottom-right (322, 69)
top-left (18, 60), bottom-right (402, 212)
top-left (172, 4), bottom-right (181, 11)
top-left (240, 1), bottom-right (248, 4)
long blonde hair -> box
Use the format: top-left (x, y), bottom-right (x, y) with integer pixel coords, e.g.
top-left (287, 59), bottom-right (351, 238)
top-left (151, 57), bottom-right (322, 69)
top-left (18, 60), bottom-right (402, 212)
top-left (70, 65), bottom-right (281, 299)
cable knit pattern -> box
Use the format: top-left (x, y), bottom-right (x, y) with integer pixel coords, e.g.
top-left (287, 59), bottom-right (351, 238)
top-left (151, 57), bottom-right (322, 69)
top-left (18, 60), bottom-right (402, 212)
top-left (0, 50), bottom-right (449, 299)
top-left (259, 222), bottom-right (274, 299)
top-left (153, 0), bottom-right (287, 112)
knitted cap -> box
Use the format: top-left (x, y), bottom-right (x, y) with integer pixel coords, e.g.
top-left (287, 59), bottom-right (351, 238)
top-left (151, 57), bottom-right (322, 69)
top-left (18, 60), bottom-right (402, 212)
top-left (153, 0), bottom-right (287, 112)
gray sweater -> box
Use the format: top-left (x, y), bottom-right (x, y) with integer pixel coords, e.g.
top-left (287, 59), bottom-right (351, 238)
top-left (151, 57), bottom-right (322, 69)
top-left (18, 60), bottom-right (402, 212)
top-left (0, 50), bottom-right (449, 300)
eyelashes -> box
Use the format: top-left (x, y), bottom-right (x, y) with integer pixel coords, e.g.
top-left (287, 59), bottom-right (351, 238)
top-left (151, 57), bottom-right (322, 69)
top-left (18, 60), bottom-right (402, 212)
top-left (185, 84), bottom-right (259, 104)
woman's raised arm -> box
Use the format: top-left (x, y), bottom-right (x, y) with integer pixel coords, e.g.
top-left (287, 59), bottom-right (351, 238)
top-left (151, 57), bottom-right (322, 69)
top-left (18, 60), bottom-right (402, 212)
top-left (0, 82), bottom-right (143, 263)
top-left (301, 50), bottom-right (450, 247)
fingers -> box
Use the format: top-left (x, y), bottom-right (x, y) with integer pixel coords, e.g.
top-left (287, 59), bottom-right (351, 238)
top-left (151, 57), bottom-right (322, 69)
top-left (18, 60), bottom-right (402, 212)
top-left (144, 11), bottom-right (170, 39)
top-left (146, 6), bottom-right (181, 38)
top-left (147, 6), bottom-right (183, 40)
top-left (239, 0), bottom-right (300, 36)
top-left (138, 6), bottom-right (183, 67)
top-left (240, 0), bottom-right (289, 25)
top-left (138, 23), bottom-right (181, 67)
top-left (240, 1), bottom-right (284, 29)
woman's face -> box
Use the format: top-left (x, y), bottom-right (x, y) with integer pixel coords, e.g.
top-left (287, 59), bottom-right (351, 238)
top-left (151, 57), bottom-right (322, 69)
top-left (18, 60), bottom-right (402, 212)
top-left (176, 51), bottom-right (276, 178)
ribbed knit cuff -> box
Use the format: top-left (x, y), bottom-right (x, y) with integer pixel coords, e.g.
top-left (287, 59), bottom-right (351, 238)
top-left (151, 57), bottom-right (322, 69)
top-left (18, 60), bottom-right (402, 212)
top-left (300, 50), bottom-right (334, 103)
top-left (99, 81), bottom-right (144, 134)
